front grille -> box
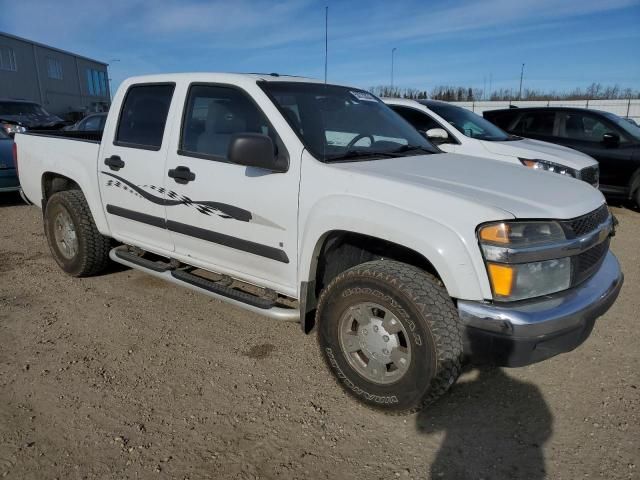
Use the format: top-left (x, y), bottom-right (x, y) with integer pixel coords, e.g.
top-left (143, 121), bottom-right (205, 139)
top-left (571, 238), bottom-right (609, 286)
top-left (561, 204), bottom-right (610, 238)
top-left (580, 165), bottom-right (600, 187)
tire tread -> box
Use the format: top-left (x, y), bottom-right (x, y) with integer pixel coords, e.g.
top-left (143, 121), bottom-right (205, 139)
top-left (317, 259), bottom-right (464, 414)
top-left (45, 190), bottom-right (111, 277)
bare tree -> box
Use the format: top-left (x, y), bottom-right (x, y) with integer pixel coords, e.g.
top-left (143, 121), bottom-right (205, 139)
top-left (370, 83), bottom-right (639, 101)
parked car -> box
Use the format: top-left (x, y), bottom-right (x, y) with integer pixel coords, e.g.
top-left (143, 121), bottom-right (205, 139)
top-left (624, 117), bottom-right (639, 128)
top-left (0, 99), bottom-right (66, 137)
top-left (484, 107), bottom-right (640, 203)
top-left (15, 73), bottom-right (623, 413)
top-left (385, 99), bottom-right (599, 186)
top-left (63, 113), bottom-right (108, 132)
top-left (0, 128), bottom-right (18, 192)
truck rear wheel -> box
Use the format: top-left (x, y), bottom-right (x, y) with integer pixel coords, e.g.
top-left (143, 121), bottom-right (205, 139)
top-left (44, 190), bottom-right (111, 277)
top-left (317, 260), bottom-right (463, 414)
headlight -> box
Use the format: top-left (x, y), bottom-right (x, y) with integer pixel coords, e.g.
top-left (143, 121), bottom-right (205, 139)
top-left (485, 258), bottom-right (571, 301)
top-left (1, 123), bottom-right (27, 136)
top-left (478, 221), bottom-right (571, 301)
top-left (519, 158), bottom-right (577, 178)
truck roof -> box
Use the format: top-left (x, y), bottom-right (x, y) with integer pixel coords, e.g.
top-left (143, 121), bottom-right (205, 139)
top-left (121, 72), bottom-right (325, 85)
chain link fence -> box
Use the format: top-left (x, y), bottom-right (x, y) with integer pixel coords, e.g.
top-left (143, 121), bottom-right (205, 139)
top-left (452, 99), bottom-right (640, 122)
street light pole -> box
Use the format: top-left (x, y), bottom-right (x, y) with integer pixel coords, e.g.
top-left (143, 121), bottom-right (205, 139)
top-left (391, 48), bottom-right (397, 91)
top-left (108, 59), bottom-right (120, 101)
top-left (518, 63), bottom-right (525, 100)
top-left (324, 6), bottom-right (328, 84)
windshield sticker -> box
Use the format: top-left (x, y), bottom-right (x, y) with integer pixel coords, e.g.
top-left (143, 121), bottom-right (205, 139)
top-left (350, 91), bottom-right (378, 102)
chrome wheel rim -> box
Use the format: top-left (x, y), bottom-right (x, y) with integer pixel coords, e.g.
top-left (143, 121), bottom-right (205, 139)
top-left (53, 209), bottom-right (78, 259)
top-left (338, 302), bottom-right (411, 385)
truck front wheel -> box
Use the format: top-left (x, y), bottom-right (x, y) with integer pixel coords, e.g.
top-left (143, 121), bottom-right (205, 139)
top-left (44, 190), bottom-right (111, 277)
top-left (317, 260), bottom-right (463, 413)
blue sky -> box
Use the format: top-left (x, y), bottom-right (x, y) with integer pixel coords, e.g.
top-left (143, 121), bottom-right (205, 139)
top-left (1, 0), bottom-right (639, 95)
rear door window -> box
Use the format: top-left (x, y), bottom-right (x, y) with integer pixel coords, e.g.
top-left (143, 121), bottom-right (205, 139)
top-left (560, 112), bottom-right (624, 143)
top-left (516, 111), bottom-right (556, 136)
top-left (115, 84), bottom-right (175, 150)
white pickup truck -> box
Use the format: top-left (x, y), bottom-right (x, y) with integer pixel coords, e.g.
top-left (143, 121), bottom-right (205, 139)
top-left (16, 73), bottom-right (623, 413)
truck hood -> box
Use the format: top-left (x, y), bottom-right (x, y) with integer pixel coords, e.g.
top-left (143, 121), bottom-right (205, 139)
top-left (336, 153), bottom-right (605, 220)
top-left (479, 138), bottom-right (597, 170)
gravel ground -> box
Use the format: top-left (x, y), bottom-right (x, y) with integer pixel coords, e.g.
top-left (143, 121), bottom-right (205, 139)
top-left (0, 191), bottom-right (638, 480)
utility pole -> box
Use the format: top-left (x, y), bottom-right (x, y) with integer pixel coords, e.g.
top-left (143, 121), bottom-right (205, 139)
top-left (108, 58), bottom-right (120, 101)
top-left (391, 47), bottom-right (397, 90)
top-left (518, 63), bottom-right (525, 100)
top-left (324, 6), bottom-right (328, 84)
top-left (489, 73), bottom-right (492, 100)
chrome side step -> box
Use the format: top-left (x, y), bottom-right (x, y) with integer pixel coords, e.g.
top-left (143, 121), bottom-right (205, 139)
top-left (114, 247), bottom-right (172, 272)
top-left (171, 269), bottom-right (276, 309)
top-left (109, 248), bottom-right (300, 322)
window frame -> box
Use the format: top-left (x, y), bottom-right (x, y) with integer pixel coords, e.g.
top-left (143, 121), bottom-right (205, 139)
top-left (113, 82), bottom-right (176, 152)
top-left (79, 114), bottom-right (102, 131)
top-left (0, 45), bottom-right (17, 72)
top-left (46, 56), bottom-right (63, 80)
top-left (515, 110), bottom-right (558, 137)
top-left (559, 110), bottom-right (629, 144)
top-left (177, 82), bottom-right (289, 167)
top-left (86, 68), bottom-right (108, 96)
top-left (390, 105), bottom-right (460, 145)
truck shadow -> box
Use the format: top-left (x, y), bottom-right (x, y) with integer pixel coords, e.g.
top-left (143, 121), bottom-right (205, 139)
top-left (0, 192), bottom-right (26, 207)
top-left (417, 367), bottom-right (552, 480)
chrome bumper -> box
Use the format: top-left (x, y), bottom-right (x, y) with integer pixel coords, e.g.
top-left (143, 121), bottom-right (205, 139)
top-left (458, 251), bottom-right (623, 366)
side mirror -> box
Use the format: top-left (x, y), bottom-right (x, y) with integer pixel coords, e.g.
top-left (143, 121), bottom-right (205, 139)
top-left (228, 133), bottom-right (288, 173)
top-left (602, 132), bottom-right (620, 147)
top-left (425, 128), bottom-right (449, 144)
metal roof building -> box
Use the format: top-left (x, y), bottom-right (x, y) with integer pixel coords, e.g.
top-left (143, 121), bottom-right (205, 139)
top-left (0, 31), bottom-right (110, 119)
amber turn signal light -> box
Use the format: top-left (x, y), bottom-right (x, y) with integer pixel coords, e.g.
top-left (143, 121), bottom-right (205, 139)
top-left (479, 223), bottom-right (510, 244)
top-left (487, 263), bottom-right (515, 297)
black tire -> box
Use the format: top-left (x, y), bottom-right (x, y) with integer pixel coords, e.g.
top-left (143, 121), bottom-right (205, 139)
top-left (317, 260), bottom-right (463, 414)
top-left (44, 190), bottom-right (111, 277)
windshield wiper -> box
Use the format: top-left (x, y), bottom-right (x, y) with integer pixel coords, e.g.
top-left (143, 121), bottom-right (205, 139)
top-left (326, 149), bottom-right (400, 162)
top-left (392, 144), bottom-right (434, 155)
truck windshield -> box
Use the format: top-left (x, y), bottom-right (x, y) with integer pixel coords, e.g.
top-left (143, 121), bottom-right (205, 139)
top-left (0, 102), bottom-right (51, 116)
top-left (260, 82), bottom-right (438, 162)
top-left (426, 102), bottom-right (512, 142)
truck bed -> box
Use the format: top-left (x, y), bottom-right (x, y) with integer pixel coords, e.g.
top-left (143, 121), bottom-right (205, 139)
top-left (25, 129), bottom-right (103, 143)
top-left (15, 130), bottom-right (105, 233)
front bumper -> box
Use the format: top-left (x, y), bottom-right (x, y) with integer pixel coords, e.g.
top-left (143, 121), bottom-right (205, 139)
top-left (458, 251), bottom-right (623, 367)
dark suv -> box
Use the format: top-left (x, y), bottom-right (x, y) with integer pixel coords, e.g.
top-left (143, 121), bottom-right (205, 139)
top-left (484, 107), bottom-right (640, 203)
